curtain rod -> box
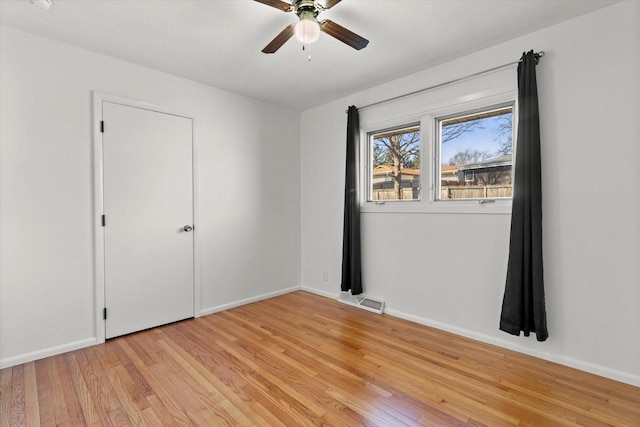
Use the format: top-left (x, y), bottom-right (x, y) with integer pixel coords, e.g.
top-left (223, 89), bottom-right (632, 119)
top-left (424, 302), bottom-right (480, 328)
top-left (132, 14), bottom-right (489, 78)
top-left (348, 51), bottom-right (544, 113)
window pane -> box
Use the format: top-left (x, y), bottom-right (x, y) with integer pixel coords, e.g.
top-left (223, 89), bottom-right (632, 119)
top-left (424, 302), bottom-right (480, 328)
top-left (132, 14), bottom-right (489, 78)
top-left (370, 125), bottom-right (420, 201)
top-left (438, 106), bottom-right (513, 200)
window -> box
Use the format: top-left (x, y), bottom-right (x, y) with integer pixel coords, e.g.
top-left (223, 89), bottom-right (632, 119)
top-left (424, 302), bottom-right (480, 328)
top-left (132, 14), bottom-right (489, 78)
top-left (437, 105), bottom-right (513, 201)
top-left (360, 81), bottom-right (516, 214)
top-left (368, 125), bottom-right (420, 202)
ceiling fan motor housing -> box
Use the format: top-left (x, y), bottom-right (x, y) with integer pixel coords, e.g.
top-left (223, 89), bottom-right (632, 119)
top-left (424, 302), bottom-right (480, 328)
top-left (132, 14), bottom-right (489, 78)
top-left (294, 0), bottom-right (320, 22)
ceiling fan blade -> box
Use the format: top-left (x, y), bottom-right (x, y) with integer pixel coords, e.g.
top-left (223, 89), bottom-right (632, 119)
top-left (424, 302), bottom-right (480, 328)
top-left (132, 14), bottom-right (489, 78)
top-left (254, 0), bottom-right (294, 12)
top-left (320, 20), bottom-right (369, 50)
top-left (319, 0), bottom-right (342, 10)
top-left (262, 24), bottom-right (296, 53)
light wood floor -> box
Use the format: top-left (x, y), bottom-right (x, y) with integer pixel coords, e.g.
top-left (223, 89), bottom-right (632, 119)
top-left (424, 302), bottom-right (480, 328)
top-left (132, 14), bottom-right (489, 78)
top-left (1, 291), bottom-right (638, 426)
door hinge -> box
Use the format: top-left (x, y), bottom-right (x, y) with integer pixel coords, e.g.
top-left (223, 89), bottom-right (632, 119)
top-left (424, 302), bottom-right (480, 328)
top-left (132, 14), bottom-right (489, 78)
top-left (103, 307), bottom-right (107, 320)
top-left (101, 215), bottom-right (106, 227)
top-left (100, 121), bottom-right (104, 133)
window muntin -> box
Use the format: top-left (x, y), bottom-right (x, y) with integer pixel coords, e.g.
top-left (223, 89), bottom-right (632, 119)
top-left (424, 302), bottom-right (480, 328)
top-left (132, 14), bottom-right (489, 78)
top-left (437, 105), bottom-right (513, 201)
top-left (369, 125), bottom-right (420, 202)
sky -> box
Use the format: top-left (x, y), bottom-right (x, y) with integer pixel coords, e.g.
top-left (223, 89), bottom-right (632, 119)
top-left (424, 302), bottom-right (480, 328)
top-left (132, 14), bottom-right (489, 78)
top-left (440, 114), bottom-right (512, 164)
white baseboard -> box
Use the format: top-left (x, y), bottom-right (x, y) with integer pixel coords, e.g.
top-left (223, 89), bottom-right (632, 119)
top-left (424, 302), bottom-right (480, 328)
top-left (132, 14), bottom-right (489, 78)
top-left (302, 285), bottom-right (640, 387)
top-left (300, 285), bottom-right (338, 300)
top-left (199, 286), bottom-right (301, 317)
top-left (384, 307), bottom-right (640, 388)
top-left (0, 337), bottom-right (97, 369)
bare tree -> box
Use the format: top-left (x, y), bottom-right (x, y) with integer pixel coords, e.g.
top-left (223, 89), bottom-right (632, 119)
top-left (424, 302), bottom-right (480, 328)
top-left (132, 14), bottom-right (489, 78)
top-left (447, 148), bottom-right (491, 166)
top-left (403, 150), bottom-right (420, 169)
top-left (441, 120), bottom-right (487, 166)
top-left (442, 120), bottom-right (484, 144)
top-left (373, 130), bottom-right (419, 199)
top-left (494, 113), bottom-right (513, 156)
top-left (477, 169), bottom-right (509, 186)
top-left (373, 143), bottom-right (395, 167)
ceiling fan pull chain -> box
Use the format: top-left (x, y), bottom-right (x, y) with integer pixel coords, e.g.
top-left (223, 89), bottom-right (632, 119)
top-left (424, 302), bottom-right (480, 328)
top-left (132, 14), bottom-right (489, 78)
top-left (302, 41), bottom-right (312, 61)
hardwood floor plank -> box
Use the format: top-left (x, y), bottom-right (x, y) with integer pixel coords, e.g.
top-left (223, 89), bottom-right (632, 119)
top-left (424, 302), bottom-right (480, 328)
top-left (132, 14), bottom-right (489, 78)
top-left (164, 323), bottom-right (293, 427)
top-left (74, 348), bottom-right (125, 426)
top-left (104, 406), bottom-right (132, 427)
top-left (245, 400), bottom-right (290, 427)
top-left (54, 355), bottom-right (86, 426)
top-left (143, 394), bottom-right (181, 427)
top-left (9, 365), bottom-right (25, 427)
top-left (113, 341), bottom-right (191, 426)
top-left (147, 363), bottom-right (215, 426)
top-left (104, 364), bottom-right (149, 426)
top-left (1, 291), bottom-right (639, 426)
top-left (214, 339), bottom-right (327, 419)
top-left (0, 367), bottom-right (13, 427)
top-left (137, 405), bottom-right (163, 427)
top-left (110, 361), bottom-right (149, 414)
top-left (145, 363), bottom-right (204, 426)
top-left (153, 338), bottom-right (253, 426)
top-left (33, 358), bottom-right (56, 427)
top-left (22, 363), bottom-right (40, 427)
top-left (109, 341), bottom-right (153, 404)
top-left (65, 353), bottom-right (100, 425)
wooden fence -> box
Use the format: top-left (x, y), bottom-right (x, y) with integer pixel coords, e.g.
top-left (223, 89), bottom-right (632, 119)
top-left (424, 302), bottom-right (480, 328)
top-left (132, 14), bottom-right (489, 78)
top-left (371, 188), bottom-right (420, 201)
top-left (371, 185), bottom-right (512, 201)
top-left (441, 185), bottom-right (512, 199)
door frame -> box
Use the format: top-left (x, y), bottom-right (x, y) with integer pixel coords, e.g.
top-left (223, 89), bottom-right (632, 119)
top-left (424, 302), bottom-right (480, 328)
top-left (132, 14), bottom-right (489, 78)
top-left (92, 92), bottom-right (201, 344)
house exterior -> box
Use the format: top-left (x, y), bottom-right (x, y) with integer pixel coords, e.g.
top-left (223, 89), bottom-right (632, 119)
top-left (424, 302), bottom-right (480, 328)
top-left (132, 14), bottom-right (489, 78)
top-left (456, 154), bottom-right (512, 186)
top-left (440, 164), bottom-right (459, 184)
top-left (438, 156), bottom-right (513, 199)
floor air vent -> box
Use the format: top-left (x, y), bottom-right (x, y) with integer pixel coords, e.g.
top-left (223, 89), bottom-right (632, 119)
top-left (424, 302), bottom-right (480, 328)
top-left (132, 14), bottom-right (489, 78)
top-left (337, 292), bottom-right (385, 314)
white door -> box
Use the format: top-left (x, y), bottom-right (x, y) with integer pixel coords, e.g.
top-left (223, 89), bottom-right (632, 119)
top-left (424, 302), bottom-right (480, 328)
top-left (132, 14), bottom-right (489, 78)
top-left (102, 101), bottom-right (194, 339)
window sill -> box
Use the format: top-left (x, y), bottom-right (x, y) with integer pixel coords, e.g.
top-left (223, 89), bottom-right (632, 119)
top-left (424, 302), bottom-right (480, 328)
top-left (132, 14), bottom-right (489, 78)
top-left (360, 199), bottom-right (512, 215)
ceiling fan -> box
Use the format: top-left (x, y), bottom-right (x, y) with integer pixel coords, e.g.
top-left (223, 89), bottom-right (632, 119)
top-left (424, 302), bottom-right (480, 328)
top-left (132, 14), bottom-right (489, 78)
top-left (255, 0), bottom-right (369, 53)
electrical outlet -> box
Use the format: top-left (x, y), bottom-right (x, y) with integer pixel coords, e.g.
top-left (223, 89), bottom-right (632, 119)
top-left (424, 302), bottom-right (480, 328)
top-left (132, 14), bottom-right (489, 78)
top-left (322, 271), bottom-right (329, 281)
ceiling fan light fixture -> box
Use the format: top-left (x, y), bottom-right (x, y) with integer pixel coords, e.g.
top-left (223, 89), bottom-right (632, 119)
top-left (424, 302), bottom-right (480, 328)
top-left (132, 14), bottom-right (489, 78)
top-left (295, 18), bottom-right (320, 44)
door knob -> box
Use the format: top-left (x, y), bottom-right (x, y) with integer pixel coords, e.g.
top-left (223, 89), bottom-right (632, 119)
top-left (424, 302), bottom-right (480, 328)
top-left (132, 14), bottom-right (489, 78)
top-left (183, 225), bottom-right (193, 232)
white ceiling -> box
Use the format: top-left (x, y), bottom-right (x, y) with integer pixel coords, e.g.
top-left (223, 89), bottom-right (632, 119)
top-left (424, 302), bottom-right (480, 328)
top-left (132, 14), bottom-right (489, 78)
top-left (0, 0), bottom-right (619, 111)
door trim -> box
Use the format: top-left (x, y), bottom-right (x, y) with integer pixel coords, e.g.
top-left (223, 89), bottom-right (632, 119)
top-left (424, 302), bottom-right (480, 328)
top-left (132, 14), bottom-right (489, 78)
top-left (92, 92), bottom-right (201, 344)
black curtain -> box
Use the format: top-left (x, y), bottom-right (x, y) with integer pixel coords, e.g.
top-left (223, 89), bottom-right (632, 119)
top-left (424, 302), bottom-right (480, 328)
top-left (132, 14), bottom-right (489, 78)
top-left (499, 51), bottom-right (548, 341)
top-left (341, 106), bottom-right (363, 295)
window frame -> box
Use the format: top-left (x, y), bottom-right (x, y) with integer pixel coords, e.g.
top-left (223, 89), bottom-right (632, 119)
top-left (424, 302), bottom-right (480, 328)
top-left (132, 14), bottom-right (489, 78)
top-left (434, 101), bottom-right (516, 203)
top-left (360, 89), bottom-right (517, 215)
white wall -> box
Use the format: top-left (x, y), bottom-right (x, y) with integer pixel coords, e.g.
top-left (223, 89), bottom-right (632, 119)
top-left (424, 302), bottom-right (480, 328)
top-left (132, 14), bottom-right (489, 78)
top-left (0, 26), bottom-right (301, 366)
top-left (301, 1), bottom-right (640, 386)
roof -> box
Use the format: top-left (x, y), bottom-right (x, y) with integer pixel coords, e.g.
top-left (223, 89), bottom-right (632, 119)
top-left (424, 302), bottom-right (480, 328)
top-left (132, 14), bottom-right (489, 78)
top-left (441, 165), bottom-right (459, 175)
top-left (458, 154), bottom-right (512, 171)
top-left (373, 165), bottom-right (420, 176)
